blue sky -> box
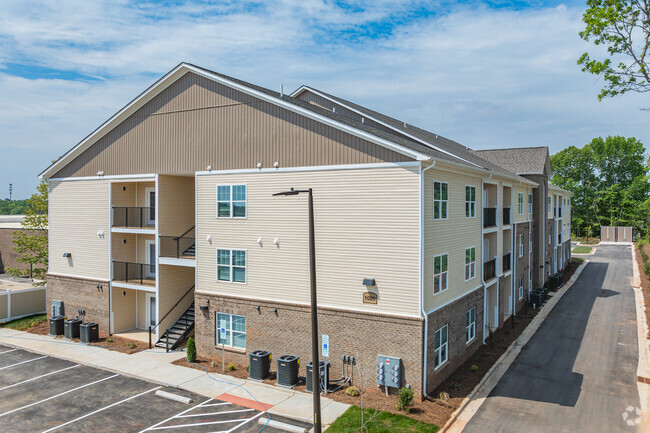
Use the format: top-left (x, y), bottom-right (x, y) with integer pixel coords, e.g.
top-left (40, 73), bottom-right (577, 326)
top-left (1, 0), bottom-right (647, 199)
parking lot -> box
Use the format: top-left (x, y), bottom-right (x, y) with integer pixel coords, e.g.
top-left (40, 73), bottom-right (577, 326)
top-left (0, 345), bottom-right (286, 433)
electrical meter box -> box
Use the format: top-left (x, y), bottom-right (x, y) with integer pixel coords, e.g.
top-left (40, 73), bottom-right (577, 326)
top-left (376, 355), bottom-right (402, 388)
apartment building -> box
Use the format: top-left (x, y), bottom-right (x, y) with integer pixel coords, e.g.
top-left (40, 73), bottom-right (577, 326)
top-left (40, 63), bottom-right (571, 397)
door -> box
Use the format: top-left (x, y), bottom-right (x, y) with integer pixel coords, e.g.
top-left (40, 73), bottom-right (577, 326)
top-left (145, 239), bottom-right (156, 278)
top-left (145, 187), bottom-right (155, 226)
top-left (483, 239), bottom-right (490, 262)
top-left (145, 293), bottom-right (156, 328)
top-left (483, 188), bottom-right (489, 208)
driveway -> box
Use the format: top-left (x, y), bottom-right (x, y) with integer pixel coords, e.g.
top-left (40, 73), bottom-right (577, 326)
top-left (463, 245), bottom-right (642, 432)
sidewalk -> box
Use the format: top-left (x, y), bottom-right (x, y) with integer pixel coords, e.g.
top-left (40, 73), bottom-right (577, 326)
top-left (0, 328), bottom-right (349, 427)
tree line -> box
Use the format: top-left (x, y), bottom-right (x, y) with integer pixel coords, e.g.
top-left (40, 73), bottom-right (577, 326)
top-left (551, 136), bottom-right (650, 239)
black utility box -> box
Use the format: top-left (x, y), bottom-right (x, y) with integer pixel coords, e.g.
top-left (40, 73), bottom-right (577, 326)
top-left (530, 290), bottom-right (544, 308)
top-left (276, 355), bottom-right (299, 388)
top-left (80, 322), bottom-right (99, 343)
top-left (49, 316), bottom-right (65, 336)
top-left (63, 318), bottom-right (82, 339)
top-left (306, 360), bottom-right (330, 393)
top-left (249, 350), bottom-right (271, 381)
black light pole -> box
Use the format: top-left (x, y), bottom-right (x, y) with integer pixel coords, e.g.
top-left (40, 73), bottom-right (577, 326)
top-left (273, 188), bottom-right (321, 433)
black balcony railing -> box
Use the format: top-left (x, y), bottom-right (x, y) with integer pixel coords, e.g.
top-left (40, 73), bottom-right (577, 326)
top-left (113, 261), bottom-right (155, 286)
top-left (483, 208), bottom-right (497, 228)
top-left (558, 234), bottom-right (562, 244)
top-left (112, 207), bottom-right (155, 228)
top-left (503, 207), bottom-right (511, 225)
top-left (484, 258), bottom-right (496, 280)
top-left (160, 236), bottom-right (195, 258)
top-left (503, 252), bottom-right (511, 272)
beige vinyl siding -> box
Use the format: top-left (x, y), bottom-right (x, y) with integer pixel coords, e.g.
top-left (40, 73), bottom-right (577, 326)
top-left (112, 287), bottom-right (136, 332)
top-left (159, 175), bottom-right (195, 236)
top-left (423, 165), bottom-right (483, 312)
top-left (136, 290), bottom-right (147, 329)
top-left (158, 265), bottom-right (195, 334)
top-left (112, 182), bottom-right (136, 207)
top-left (49, 180), bottom-right (110, 280)
top-left (513, 186), bottom-right (530, 223)
top-left (112, 234), bottom-right (136, 263)
top-left (196, 166), bottom-right (420, 316)
top-left (51, 72), bottom-right (411, 179)
top-left (136, 182), bottom-right (156, 207)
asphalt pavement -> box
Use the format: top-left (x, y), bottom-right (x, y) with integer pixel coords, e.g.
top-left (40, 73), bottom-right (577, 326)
top-left (463, 245), bottom-right (642, 433)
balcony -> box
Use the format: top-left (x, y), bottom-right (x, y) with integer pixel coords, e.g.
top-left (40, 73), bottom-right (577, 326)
top-left (483, 208), bottom-right (497, 228)
top-left (113, 207), bottom-right (155, 229)
top-left (557, 207), bottom-right (562, 218)
top-left (503, 252), bottom-right (511, 272)
top-left (503, 207), bottom-right (511, 225)
top-left (484, 258), bottom-right (496, 280)
top-left (160, 236), bottom-right (195, 259)
top-left (113, 261), bottom-right (155, 286)
top-left (558, 234), bottom-right (562, 244)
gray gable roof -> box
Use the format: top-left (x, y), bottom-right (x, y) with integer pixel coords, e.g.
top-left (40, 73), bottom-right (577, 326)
top-left (473, 147), bottom-right (551, 176)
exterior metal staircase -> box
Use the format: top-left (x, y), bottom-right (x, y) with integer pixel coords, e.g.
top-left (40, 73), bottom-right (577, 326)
top-left (182, 244), bottom-right (195, 256)
top-left (155, 302), bottom-right (195, 350)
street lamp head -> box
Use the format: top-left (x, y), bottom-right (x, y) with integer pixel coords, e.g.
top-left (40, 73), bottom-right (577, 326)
top-left (273, 187), bottom-right (309, 196)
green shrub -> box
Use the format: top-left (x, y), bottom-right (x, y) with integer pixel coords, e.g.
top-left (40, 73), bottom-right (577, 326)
top-left (452, 383), bottom-right (461, 391)
top-left (396, 387), bottom-right (414, 413)
top-left (186, 337), bottom-right (196, 362)
top-left (438, 391), bottom-right (450, 401)
top-left (344, 386), bottom-right (360, 397)
top-left (106, 338), bottom-right (113, 343)
top-left (470, 364), bottom-right (479, 372)
top-left (245, 365), bottom-right (249, 372)
top-left (226, 363), bottom-right (236, 371)
top-left (127, 343), bottom-right (137, 349)
top-left (644, 262), bottom-right (650, 276)
top-left (641, 250), bottom-right (649, 262)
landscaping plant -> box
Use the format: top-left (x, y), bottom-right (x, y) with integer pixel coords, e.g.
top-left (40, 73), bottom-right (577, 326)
top-left (396, 387), bottom-right (414, 413)
top-left (186, 337), bottom-right (196, 362)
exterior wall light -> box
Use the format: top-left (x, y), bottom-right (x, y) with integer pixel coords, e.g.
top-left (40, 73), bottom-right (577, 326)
top-left (62, 252), bottom-right (71, 258)
top-left (362, 278), bottom-right (376, 287)
top-left (257, 237), bottom-right (263, 246)
top-left (199, 299), bottom-right (210, 311)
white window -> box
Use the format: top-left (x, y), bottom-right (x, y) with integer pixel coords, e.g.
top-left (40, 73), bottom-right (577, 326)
top-left (517, 192), bottom-right (524, 215)
top-left (519, 276), bottom-right (524, 299)
top-left (217, 249), bottom-right (246, 283)
top-left (529, 238), bottom-right (532, 253)
top-left (465, 186), bottom-right (476, 218)
top-left (216, 313), bottom-right (246, 349)
top-left (528, 193), bottom-right (533, 214)
top-left (529, 268), bottom-right (532, 290)
top-left (549, 233), bottom-right (551, 245)
top-left (217, 185), bottom-right (246, 218)
top-left (466, 308), bottom-right (476, 343)
top-left (465, 247), bottom-right (476, 280)
top-left (433, 181), bottom-right (448, 220)
top-left (433, 253), bottom-right (449, 294)
top-left (434, 325), bottom-right (448, 369)
top-left (518, 234), bottom-right (524, 257)
top-left (548, 196), bottom-right (552, 210)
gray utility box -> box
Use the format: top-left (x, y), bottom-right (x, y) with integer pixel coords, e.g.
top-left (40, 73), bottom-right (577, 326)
top-left (376, 355), bottom-right (402, 388)
top-left (63, 318), bottom-right (82, 339)
top-left (80, 322), bottom-right (99, 343)
top-left (306, 360), bottom-right (330, 393)
top-left (49, 316), bottom-right (65, 336)
top-left (248, 350), bottom-right (271, 381)
top-left (51, 300), bottom-right (64, 317)
top-left (276, 355), bottom-right (299, 388)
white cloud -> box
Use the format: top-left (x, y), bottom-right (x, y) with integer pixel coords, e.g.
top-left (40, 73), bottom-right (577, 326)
top-left (0, 1), bottom-right (648, 198)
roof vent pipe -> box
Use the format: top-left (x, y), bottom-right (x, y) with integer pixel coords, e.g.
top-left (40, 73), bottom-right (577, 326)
top-left (280, 85), bottom-right (283, 98)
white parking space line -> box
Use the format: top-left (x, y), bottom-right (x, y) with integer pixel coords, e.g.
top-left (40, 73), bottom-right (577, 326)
top-left (0, 364), bottom-right (81, 391)
top-left (0, 355), bottom-right (47, 370)
top-left (150, 416), bottom-right (260, 430)
top-left (39, 385), bottom-right (163, 433)
top-left (176, 408), bottom-right (254, 418)
top-left (0, 349), bottom-right (17, 355)
top-left (0, 373), bottom-right (120, 418)
top-left (226, 412), bottom-right (264, 433)
top-left (201, 402), bottom-right (232, 407)
top-left (139, 398), bottom-right (214, 432)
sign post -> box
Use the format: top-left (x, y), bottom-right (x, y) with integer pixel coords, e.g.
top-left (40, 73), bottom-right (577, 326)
top-left (220, 327), bottom-right (226, 372)
top-left (321, 334), bottom-right (329, 358)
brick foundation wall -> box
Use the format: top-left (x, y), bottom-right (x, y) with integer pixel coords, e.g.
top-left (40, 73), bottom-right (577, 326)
top-left (425, 287), bottom-right (484, 394)
top-left (194, 293), bottom-right (424, 395)
top-left (46, 274), bottom-right (110, 333)
top-left (0, 228), bottom-right (39, 274)
top-left (545, 218), bottom-right (554, 282)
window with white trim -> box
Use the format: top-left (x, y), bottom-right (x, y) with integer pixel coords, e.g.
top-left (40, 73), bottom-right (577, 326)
top-left (529, 238), bottom-right (532, 253)
top-left (529, 268), bottom-right (532, 290)
top-left (517, 192), bottom-right (524, 215)
top-left (434, 325), bottom-right (448, 369)
top-left (465, 247), bottom-right (476, 280)
top-left (519, 276), bottom-right (524, 299)
top-left (528, 193), bottom-right (533, 214)
top-left (216, 313), bottom-right (246, 349)
top-left (433, 253), bottom-right (448, 294)
top-left (518, 234), bottom-right (524, 257)
top-left (217, 249), bottom-right (246, 283)
top-left (217, 185), bottom-right (246, 218)
top-left (433, 181), bottom-right (448, 220)
top-left (465, 186), bottom-right (476, 218)
top-left (466, 308), bottom-right (476, 343)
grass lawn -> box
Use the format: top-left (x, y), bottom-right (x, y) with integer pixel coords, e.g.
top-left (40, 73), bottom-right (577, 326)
top-left (572, 246), bottom-right (592, 254)
top-left (572, 257), bottom-right (585, 264)
top-left (327, 406), bottom-right (438, 433)
top-left (1, 314), bottom-right (47, 331)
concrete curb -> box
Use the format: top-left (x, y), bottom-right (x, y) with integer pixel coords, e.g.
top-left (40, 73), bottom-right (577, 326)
top-left (632, 244), bottom-right (650, 426)
top-left (572, 246), bottom-right (597, 256)
top-left (441, 259), bottom-right (590, 433)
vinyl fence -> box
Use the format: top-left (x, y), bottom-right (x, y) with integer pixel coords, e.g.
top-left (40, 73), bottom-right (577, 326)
top-left (0, 286), bottom-right (47, 323)
top-left (600, 226), bottom-right (633, 243)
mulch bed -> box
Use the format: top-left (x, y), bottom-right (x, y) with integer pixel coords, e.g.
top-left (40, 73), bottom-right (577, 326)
top-left (25, 321), bottom-right (146, 354)
top-left (634, 244), bottom-right (650, 338)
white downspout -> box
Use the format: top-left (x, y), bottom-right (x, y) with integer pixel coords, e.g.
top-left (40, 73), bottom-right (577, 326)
top-left (481, 176), bottom-right (491, 344)
top-left (512, 221), bottom-right (516, 316)
top-left (420, 159), bottom-right (436, 398)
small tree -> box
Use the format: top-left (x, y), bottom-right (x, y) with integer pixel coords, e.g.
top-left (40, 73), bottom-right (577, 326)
top-left (397, 387), bottom-right (414, 413)
top-left (7, 181), bottom-right (48, 285)
top-left (186, 337), bottom-right (196, 362)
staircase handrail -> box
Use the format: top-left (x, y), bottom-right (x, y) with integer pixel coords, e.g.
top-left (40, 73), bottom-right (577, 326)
top-left (148, 284), bottom-right (195, 348)
top-left (173, 226), bottom-right (195, 240)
